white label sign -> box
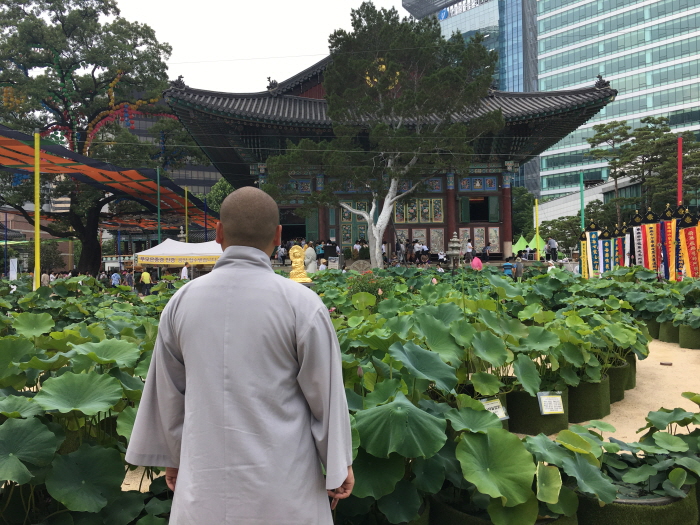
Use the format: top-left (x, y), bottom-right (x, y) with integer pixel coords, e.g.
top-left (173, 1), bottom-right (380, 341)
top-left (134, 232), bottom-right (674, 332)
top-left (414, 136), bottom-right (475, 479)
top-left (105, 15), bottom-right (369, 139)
top-left (537, 391), bottom-right (565, 415)
top-left (480, 397), bottom-right (509, 420)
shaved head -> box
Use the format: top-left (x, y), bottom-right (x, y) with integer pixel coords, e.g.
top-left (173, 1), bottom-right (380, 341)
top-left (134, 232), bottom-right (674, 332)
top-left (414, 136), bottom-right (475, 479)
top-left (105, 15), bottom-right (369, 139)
top-left (218, 187), bottom-right (280, 251)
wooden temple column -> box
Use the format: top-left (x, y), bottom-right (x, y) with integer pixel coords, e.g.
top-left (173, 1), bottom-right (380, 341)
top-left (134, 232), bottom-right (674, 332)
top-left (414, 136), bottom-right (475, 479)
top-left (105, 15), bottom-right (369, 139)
top-left (318, 207), bottom-right (328, 241)
top-left (445, 174), bottom-right (457, 240)
top-left (502, 174), bottom-right (513, 257)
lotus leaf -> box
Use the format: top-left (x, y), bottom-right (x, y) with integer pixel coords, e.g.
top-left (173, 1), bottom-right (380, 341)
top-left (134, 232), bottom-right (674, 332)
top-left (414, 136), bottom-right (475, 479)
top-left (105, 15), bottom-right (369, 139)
top-left (375, 479), bottom-right (421, 524)
top-left (560, 454), bottom-right (616, 503)
top-left (71, 339), bottom-right (141, 369)
top-left (0, 395), bottom-right (44, 418)
top-left (524, 434), bottom-right (571, 467)
top-left (536, 462), bottom-right (562, 504)
top-left (0, 337), bottom-right (34, 378)
top-left (101, 491), bottom-right (146, 525)
top-left (676, 457), bottom-right (700, 476)
top-left (445, 407), bottom-right (502, 433)
top-left (487, 492), bottom-right (539, 525)
top-left (384, 315), bottom-right (413, 338)
top-left (34, 372), bottom-right (123, 415)
top-left (471, 331), bottom-right (508, 368)
top-left (411, 454), bottom-right (446, 494)
top-left (355, 392), bottom-right (446, 459)
top-left (117, 406), bottom-right (137, 442)
top-left (653, 432), bottom-right (689, 452)
top-left (0, 418), bottom-right (62, 483)
top-left (12, 312), bottom-right (55, 338)
top-left (413, 314), bottom-right (463, 365)
top-left (388, 342), bottom-right (457, 391)
top-left (545, 485), bottom-right (578, 517)
top-left (621, 464), bottom-right (658, 484)
top-left (456, 427), bottom-right (536, 507)
top-left (364, 378), bottom-right (401, 408)
top-left (415, 303), bottom-right (463, 325)
top-left (682, 391), bottom-right (700, 407)
top-left (470, 372), bottom-right (504, 397)
top-left (512, 354), bottom-right (541, 396)
top-left (46, 444), bottom-right (124, 512)
top-left (20, 351), bottom-right (76, 371)
top-left (352, 448), bottom-right (404, 499)
top-left (645, 408), bottom-right (696, 430)
top-left (518, 327), bottom-right (560, 352)
top-left (351, 292), bottom-right (376, 310)
top-left (145, 497), bottom-right (172, 516)
top-left (449, 319), bottom-right (476, 348)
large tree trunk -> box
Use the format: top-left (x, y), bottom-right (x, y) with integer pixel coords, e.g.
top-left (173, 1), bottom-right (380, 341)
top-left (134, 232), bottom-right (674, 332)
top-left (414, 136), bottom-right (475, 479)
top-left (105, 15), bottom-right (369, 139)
top-left (77, 234), bottom-right (102, 275)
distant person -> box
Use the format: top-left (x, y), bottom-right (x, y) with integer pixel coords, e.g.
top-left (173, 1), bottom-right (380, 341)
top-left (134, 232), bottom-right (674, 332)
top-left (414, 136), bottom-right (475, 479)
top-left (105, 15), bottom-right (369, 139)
top-left (41, 270), bottom-right (50, 287)
top-left (305, 241), bottom-right (317, 273)
top-left (547, 237), bottom-right (559, 262)
top-left (277, 244), bottom-right (287, 266)
top-left (125, 269), bottom-right (134, 290)
top-left (140, 268), bottom-right (152, 295)
top-left (111, 270), bottom-right (121, 287)
top-left (547, 260), bottom-right (556, 273)
top-left (524, 245), bottom-right (532, 260)
top-left (318, 259), bottom-right (327, 271)
top-left (181, 262), bottom-right (190, 280)
top-left (502, 257), bottom-right (514, 279)
top-left (482, 243), bottom-right (492, 262)
top-left (514, 257), bottom-right (524, 282)
top-left (464, 238), bottom-right (473, 262)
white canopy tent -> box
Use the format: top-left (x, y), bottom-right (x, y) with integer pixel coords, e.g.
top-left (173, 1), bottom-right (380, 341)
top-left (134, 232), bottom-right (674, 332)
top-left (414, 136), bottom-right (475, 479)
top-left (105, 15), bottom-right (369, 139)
top-left (134, 239), bottom-right (222, 266)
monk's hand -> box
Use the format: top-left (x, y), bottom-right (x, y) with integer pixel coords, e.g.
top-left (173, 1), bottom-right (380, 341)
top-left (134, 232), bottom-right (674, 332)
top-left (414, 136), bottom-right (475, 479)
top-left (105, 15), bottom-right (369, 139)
top-left (165, 467), bottom-right (179, 491)
top-left (328, 466), bottom-right (355, 510)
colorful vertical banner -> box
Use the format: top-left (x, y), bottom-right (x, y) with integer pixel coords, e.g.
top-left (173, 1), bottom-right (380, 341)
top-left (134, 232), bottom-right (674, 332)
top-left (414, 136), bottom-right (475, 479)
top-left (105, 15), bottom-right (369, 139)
top-left (624, 229), bottom-right (631, 266)
top-left (672, 206), bottom-right (687, 281)
top-left (580, 232), bottom-right (589, 279)
top-left (632, 226), bottom-right (645, 267)
top-left (600, 229), bottom-right (613, 274)
top-left (641, 208), bottom-right (661, 272)
top-left (679, 212), bottom-right (700, 278)
top-left (586, 230), bottom-right (600, 277)
top-left (659, 221), bottom-right (670, 280)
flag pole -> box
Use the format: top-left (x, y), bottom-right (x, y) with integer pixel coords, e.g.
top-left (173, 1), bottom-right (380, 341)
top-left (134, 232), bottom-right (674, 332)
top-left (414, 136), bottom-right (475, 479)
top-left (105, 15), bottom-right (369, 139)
top-left (33, 130), bottom-right (41, 290)
top-left (184, 187), bottom-right (189, 243)
top-left (580, 170), bottom-right (585, 274)
top-left (156, 166), bottom-right (162, 244)
top-left (678, 136), bottom-right (683, 205)
top-left (204, 196), bottom-right (208, 242)
top-left (535, 198), bottom-right (540, 260)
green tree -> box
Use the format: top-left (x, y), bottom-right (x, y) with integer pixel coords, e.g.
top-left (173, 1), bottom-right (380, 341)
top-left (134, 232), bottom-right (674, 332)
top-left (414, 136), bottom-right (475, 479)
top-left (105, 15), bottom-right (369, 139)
top-left (511, 186), bottom-right (534, 241)
top-left (587, 121), bottom-right (631, 226)
top-left (267, 2), bottom-right (503, 267)
top-left (539, 200), bottom-right (620, 254)
top-left (28, 241), bottom-right (67, 272)
top-left (0, 0), bottom-right (173, 274)
top-left (621, 117), bottom-right (700, 211)
top-left (197, 178), bottom-right (235, 214)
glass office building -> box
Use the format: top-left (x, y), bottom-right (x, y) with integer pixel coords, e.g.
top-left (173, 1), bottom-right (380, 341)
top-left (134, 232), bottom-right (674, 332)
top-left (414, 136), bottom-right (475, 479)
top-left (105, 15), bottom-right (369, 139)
top-left (405, 0), bottom-right (539, 188)
top-left (537, 0), bottom-right (700, 199)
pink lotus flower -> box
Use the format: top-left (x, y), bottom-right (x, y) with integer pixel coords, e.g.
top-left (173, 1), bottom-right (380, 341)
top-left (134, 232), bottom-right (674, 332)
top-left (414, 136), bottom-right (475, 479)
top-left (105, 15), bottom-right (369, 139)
top-left (329, 307), bottom-right (336, 313)
top-left (357, 366), bottom-right (364, 378)
top-left (432, 278), bottom-right (438, 284)
top-left (377, 288), bottom-right (383, 295)
top-left (471, 257), bottom-right (483, 270)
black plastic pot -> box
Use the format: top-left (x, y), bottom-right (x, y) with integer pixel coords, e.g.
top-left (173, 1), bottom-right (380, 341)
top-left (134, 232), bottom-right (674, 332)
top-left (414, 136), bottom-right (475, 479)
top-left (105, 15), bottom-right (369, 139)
top-left (506, 388), bottom-right (568, 436)
top-left (568, 375), bottom-right (611, 424)
top-left (645, 319), bottom-right (660, 339)
top-left (429, 498), bottom-right (578, 524)
top-left (659, 321), bottom-right (680, 343)
top-left (607, 363), bottom-right (630, 403)
top-left (577, 486), bottom-right (698, 525)
top-left (679, 325), bottom-right (700, 350)
top-left (624, 353), bottom-right (636, 390)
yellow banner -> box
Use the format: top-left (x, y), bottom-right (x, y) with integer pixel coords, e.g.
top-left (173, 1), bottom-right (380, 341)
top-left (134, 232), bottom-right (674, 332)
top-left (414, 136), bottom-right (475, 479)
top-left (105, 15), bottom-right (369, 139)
top-left (135, 254), bottom-right (220, 266)
top-left (580, 240), bottom-right (589, 279)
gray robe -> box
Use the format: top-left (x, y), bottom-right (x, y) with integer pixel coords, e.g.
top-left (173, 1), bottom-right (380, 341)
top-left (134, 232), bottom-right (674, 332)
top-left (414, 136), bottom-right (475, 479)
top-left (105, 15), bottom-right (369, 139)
top-left (305, 246), bottom-right (318, 273)
top-left (126, 246), bottom-right (352, 524)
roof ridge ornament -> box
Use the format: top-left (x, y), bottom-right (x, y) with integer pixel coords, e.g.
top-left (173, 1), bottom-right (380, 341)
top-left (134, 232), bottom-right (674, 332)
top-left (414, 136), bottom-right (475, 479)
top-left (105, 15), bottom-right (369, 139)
top-left (267, 77), bottom-right (279, 91)
top-left (171, 75), bottom-right (187, 90)
top-left (595, 75), bottom-right (610, 89)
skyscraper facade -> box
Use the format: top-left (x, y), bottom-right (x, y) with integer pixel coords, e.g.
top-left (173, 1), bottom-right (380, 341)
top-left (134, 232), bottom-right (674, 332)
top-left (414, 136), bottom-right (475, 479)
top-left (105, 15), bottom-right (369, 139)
top-left (537, 0), bottom-right (700, 199)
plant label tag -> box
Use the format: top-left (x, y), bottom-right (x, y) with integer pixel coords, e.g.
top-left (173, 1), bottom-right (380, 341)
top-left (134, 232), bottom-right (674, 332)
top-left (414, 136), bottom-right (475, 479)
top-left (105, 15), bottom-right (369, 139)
top-left (480, 397), bottom-right (509, 420)
top-left (537, 392), bottom-right (564, 415)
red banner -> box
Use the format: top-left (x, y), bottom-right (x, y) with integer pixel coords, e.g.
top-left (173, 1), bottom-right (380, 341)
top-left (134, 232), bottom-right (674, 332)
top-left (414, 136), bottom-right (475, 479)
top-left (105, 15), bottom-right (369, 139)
top-left (681, 226), bottom-right (700, 278)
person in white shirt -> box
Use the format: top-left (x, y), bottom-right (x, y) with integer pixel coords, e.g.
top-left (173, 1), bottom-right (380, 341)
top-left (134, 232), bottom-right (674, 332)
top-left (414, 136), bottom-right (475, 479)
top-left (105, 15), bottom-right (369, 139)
top-left (318, 259), bottom-right (327, 271)
top-left (181, 262), bottom-right (190, 280)
top-left (438, 251), bottom-right (446, 262)
top-left (464, 238), bottom-right (474, 262)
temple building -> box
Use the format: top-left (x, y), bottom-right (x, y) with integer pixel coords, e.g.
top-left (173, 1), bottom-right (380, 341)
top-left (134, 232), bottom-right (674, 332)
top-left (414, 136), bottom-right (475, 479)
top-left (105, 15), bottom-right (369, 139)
top-left (165, 57), bottom-right (615, 257)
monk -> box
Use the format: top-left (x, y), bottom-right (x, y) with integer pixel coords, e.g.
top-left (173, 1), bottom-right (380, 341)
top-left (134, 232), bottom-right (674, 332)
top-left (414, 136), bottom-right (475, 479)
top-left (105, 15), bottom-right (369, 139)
top-left (126, 187), bottom-right (354, 524)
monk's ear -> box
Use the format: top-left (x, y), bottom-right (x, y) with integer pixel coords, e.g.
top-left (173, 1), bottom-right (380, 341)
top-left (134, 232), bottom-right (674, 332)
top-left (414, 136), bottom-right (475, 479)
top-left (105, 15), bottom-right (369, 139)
top-left (215, 222), bottom-right (225, 246)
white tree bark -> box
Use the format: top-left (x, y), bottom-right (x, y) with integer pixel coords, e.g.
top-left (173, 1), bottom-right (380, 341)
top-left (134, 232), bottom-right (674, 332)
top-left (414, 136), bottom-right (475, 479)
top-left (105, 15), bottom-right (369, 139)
top-left (339, 176), bottom-right (422, 269)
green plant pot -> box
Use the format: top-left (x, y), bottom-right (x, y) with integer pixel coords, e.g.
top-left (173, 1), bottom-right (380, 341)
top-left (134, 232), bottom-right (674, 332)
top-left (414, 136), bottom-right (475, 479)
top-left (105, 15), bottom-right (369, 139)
top-left (624, 353), bottom-right (636, 390)
top-left (429, 498), bottom-right (578, 524)
top-left (577, 486), bottom-right (698, 525)
top-left (506, 388), bottom-right (568, 436)
top-left (607, 363), bottom-right (630, 403)
top-left (568, 375), bottom-right (611, 424)
top-left (679, 325), bottom-right (700, 350)
top-left (645, 319), bottom-right (660, 339)
top-left (409, 499), bottom-right (430, 525)
top-left (659, 321), bottom-right (680, 343)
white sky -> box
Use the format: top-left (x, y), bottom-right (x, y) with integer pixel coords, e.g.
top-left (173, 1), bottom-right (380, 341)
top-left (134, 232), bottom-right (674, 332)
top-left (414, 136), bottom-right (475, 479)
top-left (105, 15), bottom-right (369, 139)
top-left (116, 1), bottom-right (409, 93)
